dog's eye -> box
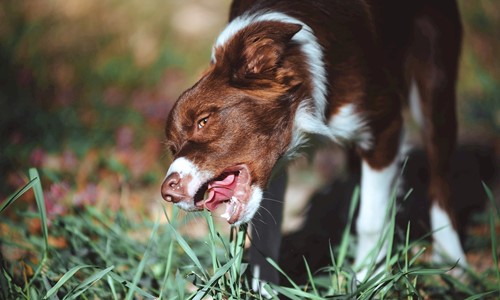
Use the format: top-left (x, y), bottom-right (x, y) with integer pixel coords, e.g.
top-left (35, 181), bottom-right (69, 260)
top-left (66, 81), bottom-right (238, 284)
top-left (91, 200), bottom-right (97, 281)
top-left (197, 117), bottom-right (209, 129)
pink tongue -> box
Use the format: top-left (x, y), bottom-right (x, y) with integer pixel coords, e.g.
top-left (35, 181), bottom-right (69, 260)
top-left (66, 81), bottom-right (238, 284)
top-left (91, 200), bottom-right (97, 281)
top-left (204, 174), bottom-right (237, 211)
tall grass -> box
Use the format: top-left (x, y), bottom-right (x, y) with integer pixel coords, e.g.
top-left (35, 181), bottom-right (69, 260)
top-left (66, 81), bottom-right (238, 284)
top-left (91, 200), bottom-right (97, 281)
top-left (1, 169), bottom-right (499, 299)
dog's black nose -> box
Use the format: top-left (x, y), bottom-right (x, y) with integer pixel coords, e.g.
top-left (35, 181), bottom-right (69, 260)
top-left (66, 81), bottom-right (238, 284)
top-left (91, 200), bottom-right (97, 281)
top-left (161, 172), bottom-right (185, 203)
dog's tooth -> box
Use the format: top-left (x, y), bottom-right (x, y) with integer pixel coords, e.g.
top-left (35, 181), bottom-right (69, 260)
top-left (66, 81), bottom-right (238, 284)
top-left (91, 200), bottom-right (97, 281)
top-left (231, 196), bottom-right (238, 203)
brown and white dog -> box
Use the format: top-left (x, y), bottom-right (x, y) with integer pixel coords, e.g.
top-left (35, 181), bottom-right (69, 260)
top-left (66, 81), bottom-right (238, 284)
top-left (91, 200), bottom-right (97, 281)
top-left (161, 0), bottom-right (465, 287)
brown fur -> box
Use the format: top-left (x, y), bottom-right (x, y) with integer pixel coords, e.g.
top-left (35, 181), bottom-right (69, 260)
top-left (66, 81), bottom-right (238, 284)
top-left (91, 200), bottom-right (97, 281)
top-left (163, 0), bottom-right (462, 227)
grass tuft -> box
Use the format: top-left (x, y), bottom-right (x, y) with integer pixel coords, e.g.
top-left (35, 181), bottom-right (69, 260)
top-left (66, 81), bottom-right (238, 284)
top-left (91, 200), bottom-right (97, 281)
top-left (1, 169), bottom-right (499, 299)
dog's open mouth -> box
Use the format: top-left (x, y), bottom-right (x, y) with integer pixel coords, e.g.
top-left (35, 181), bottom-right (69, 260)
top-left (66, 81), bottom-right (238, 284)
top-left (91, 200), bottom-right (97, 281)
top-left (194, 164), bottom-right (251, 224)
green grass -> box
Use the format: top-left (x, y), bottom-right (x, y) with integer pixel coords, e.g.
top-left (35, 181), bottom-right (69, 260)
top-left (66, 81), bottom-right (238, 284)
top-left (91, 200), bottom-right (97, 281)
top-left (1, 169), bottom-right (499, 299)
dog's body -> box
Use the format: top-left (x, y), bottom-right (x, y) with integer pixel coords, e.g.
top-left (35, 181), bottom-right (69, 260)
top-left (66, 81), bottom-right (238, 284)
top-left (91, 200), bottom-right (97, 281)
top-left (162, 0), bottom-right (465, 287)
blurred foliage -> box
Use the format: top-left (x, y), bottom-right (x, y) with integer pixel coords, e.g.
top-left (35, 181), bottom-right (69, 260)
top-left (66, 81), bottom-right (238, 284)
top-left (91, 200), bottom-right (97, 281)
top-left (0, 0), bottom-right (227, 197)
top-left (457, 0), bottom-right (500, 135)
top-left (0, 0), bottom-right (497, 198)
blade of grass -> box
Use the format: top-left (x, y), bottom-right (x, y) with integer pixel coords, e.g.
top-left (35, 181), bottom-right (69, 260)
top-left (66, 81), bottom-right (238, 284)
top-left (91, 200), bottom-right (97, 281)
top-left (352, 271), bottom-right (385, 297)
top-left (482, 182), bottom-right (499, 217)
top-left (464, 290), bottom-right (498, 300)
top-left (263, 283), bottom-right (279, 300)
top-left (267, 285), bottom-right (303, 300)
top-left (328, 242), bottom-right (341, 292)
top-left (203, 210), bottom-right (224, 298)
top-left (489, 210), bottom-right (499, 296)
top-left (205, 211), bottom-right (220, 270)
top-left (107, 272), bottom-right (158, 299)
top-left (125, 218), bottom-right (160, 300)
top-left (106, 274), bottom-right (118, 300)
top-left (27, 168), bottom-right (49, 291)
top-left (338, 186), bottom-right (360, 269)
top-left (228, 223), bottom-right (247, 297)
top-left (483, 182), bottom-right (500, 294)
top-left (384, 192), bottom-right (397, 272)
top-left (43, 265), bottom-right (94, 299)
top-left (302, 256), bottom-right (318, 296)
top-left (0, 178), bottom-right (37, 214)
top-left (64, 265), bottom-right (115, 300)
top-left (192, 256), bottom-right (237, 300)
top-left (404, 222), bottom-right (411, 273)
top-left (399, 275), bottom-right (419, 299)
top-left (270, 285), bottom-right (324, 300)
top-left (168, 222), bottom-right (208, 279)
top-left (175, 270), bottom-right (185, 300)
top-left (440, 273), bottom-right (476, 296)
top-left (159, 239), bottom-right (175, 299)
top-left (406, 267), bottom-right (450, 276)
top-left (42, 276), bottom-right (55, 300)
top-left (29, 169), bottom-right (48, 250)
top-left (265, 258), bottom-right (301, 291)
top-left (409, 247), bottom-right (427, 266)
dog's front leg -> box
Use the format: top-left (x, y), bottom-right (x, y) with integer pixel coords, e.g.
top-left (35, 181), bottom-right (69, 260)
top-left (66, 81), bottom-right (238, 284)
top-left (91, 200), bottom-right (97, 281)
top-left (354, 112), bottom-right (402, 281)
top-left (355, 158), bottom-right (399, 281)
top-left (249, 170), bottom-right (287, 295)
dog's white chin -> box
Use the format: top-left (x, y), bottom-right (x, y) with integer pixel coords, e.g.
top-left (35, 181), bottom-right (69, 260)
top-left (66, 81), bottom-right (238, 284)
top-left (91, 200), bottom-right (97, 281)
top-left (231, 186), bottom-right (263, 226)
top-left (174, 201), bottom-right (200, 212)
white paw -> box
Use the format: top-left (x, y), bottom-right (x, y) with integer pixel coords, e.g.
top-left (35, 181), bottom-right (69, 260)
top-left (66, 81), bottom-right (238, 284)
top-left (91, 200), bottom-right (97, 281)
top-left (251, 265), bottom-right (276, 299)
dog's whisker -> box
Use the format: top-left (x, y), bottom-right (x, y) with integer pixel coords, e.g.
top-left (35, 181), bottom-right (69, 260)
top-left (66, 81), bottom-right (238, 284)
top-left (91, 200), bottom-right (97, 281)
top-left (260, 197), bottom-right (284, 204)
top-left (256, 206), bottom-right (278, 225)
top-left (249, 220), bottom-right (262, 240)
top-left (253, 210), bottom-right (269, 225)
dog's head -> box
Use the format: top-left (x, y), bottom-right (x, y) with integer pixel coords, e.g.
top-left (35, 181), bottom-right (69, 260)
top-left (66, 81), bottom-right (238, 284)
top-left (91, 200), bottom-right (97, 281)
top-left (161, 21), bottom-right (308, 225)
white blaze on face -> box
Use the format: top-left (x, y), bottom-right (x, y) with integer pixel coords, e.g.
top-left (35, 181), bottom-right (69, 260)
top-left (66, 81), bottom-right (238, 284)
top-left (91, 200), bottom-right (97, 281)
top-left (165, 157), bottom-right (213, 199)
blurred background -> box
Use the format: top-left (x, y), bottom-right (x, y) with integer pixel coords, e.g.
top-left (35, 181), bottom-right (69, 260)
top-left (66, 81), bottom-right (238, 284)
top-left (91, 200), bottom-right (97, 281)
top-left (0, 0), bottom-right (230, 216)
top-left (0, 0), bottom-right (498, 232)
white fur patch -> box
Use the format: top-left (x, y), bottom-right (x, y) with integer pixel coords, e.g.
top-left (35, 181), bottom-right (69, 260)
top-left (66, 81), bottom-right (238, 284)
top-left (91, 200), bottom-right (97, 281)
top-left (251, 264), bottom-right (274, 299)
top-left (328, 104), bottom-right (372, 149)
top-left (234, 186), bottom-right (263, 226)
top-left (430, 203), bottom-right (467, 267)
top-left (290, 103), bottom-right (373, 156)
top-left (409, 79), bottom-right (424, 128)
top-left (355, 158), bottom-right (399, 276)
top-left (251, 264), bottom-right (261, 292)
top-left (288, 101), bottom-right (333, 153)
top-left (166, 157), bottom-right (213, 198)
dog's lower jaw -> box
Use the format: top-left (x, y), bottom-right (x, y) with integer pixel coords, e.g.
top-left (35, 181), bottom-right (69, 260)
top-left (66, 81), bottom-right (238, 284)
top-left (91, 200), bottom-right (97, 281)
top-left (174, 201), bottom-right (203, 212)
top-left (171, 184), bottom-right (263, 225)
top-left (231, 186), bottom-right (263, 226)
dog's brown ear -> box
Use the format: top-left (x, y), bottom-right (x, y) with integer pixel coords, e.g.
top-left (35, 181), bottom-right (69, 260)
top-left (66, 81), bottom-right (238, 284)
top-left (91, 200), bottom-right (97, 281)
top-left (238, 22), bottom-right (302, 76)
top-left (211, 21), bottom-right (301, 81)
